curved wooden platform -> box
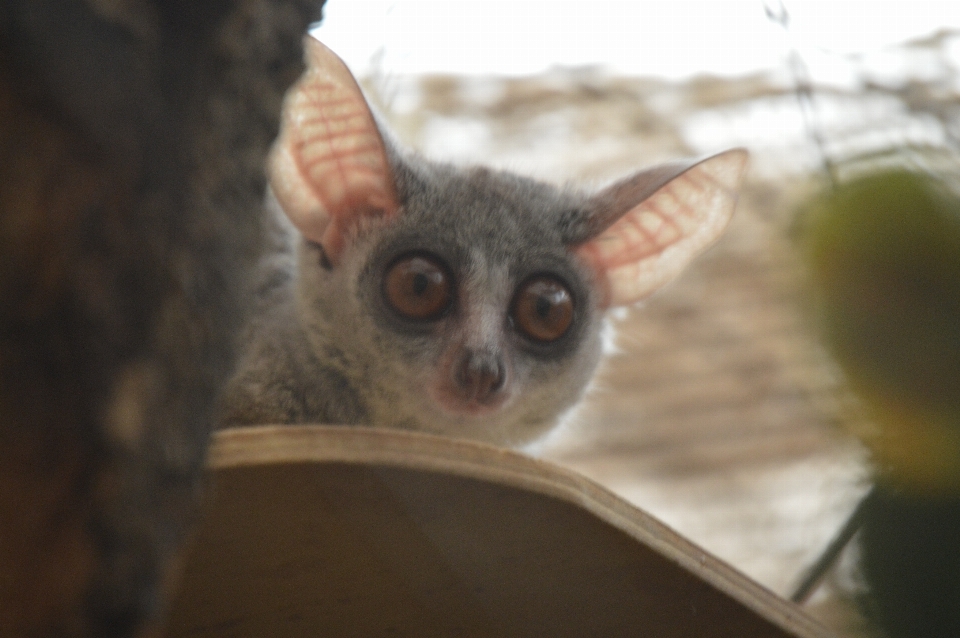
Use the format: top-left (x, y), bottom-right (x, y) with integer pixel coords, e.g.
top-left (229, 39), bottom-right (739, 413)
top-left (164, 425), bottom-right (834, 637)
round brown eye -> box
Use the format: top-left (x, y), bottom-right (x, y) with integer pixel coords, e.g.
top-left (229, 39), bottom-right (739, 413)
top-left (383, 254), bottom-right (452, 320)
top-left (512, 277), bottom-right (574, 342)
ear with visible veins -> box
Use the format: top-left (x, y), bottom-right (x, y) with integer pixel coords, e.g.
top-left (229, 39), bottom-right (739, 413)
top-left (268, 36), bottom-right (399, 265)
top-left (573, 149), bottom-right (749, 307)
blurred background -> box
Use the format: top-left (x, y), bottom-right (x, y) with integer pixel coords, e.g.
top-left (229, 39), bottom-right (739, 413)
top-left (315, 3), bottom-right (960, 635)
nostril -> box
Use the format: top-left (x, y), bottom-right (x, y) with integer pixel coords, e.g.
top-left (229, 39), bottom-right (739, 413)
top-left (487, 361), bottom-right (506, 393)
top-left (473, 364), bottom-right (501, 396)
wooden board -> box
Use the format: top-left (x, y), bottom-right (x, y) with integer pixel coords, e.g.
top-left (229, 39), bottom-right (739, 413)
top-left (163, 425), bottom-right (835, 638)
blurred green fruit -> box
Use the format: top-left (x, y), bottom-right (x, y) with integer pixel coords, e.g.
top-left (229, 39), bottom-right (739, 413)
top-left (801, 169), bottom-right (960, 493)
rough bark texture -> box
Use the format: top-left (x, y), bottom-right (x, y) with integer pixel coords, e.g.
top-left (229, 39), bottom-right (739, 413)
top-left (0, 1), bottom-right (324, 635)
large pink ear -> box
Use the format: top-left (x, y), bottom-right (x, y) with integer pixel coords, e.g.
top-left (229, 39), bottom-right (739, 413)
top-left (575, 149), bottom-right (748, 307)
top-left (268, 37), bottom-right (399, 264)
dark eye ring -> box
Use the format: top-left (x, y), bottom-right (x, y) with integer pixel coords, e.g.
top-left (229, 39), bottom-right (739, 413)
top-left (511, 275), bottom-right (574, 342)
top-left (383, 253), bottom-right (453, 321)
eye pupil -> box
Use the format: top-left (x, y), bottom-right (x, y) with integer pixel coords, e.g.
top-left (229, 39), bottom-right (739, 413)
top-left (384, 254), bottom-right (452, 320)
top-left (512, 277), bottom-right (574, 342)
top-left (413, 273), bottom-right (429, 295)
top-left (535, 296), bottom-right (551, 318)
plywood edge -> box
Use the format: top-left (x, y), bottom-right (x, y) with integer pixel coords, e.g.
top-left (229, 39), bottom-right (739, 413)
top-left (209, 425), bottom-right (835, 638)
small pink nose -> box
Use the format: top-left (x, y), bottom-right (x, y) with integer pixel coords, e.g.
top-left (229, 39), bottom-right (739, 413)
top-left (455, 350), bottom-right (506, 403)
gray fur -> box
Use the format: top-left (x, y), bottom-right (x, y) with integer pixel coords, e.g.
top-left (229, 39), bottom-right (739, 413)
top-left (221, 138), bottom-right (610, 447)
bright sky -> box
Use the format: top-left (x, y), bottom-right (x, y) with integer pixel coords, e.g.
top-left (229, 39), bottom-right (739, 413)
top-left (314, 1), bottom-right (960, 80)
